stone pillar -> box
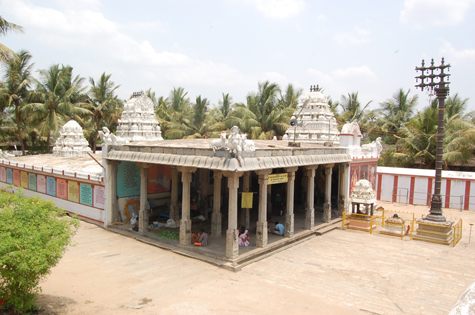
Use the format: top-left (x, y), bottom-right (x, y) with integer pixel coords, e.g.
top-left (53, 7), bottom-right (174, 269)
top-left (304, 166), bottom-right (318, 229)
top-left (137, 163), bottom-right (152, 234)
top-left (323, 164), bottom-right (334, 223)
top-left (284, 167), bottom-right (298, 237)
top-left (338, 163), bottom-right (350, 216)
top-left (177, 166), bottom-right (196, 245)
top-left (105, 160), bottom-right (120, 226)
top-left (211, 171), bottom-right (223, 238)
top-left (256, 169), bottom-right (272, 248)
top-left (267, 184), bottom-right (272, 218)
top-left (240, 172), bottom-right (251, 229)
top-left (169, 167), bottom-right (180, 222)
top-left (223, 171), bottom-right (243, 259)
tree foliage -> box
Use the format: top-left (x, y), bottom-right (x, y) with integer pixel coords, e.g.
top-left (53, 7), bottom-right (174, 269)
top-left (0, 187), bottom-right (79, 314)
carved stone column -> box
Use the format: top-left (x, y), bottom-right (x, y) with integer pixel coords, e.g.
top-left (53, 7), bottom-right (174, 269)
top-left (223, 171), bottom-right (243, 259)
top-left (323, 164), bottom-right (334, 223)
top-left (256, 169), bottom-right (272, 248)
top-left (169, 167), bottom-right (180, 222)
top-left (177, 166), bottom-right (196, 245)
top-left (284, 167), bottom-right (298, 237)
top-left (240, 171), bottom-right (251, 229)
top-left (211, 171), bottom-right (223, 238)
top-left (304, 166), bottom-right (318, 229)
top-left (338, 163), bottom-right (350, 216)
top-left (105, 160), bottom-right (120, 226)
top-left (137, 162), bottom-right (152, 234)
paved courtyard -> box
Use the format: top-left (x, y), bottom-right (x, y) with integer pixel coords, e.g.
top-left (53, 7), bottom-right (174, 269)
top-left (38, 201), bottom-right (475, 315)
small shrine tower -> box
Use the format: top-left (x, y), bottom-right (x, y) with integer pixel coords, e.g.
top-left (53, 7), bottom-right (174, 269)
top-left (283, 85), bottom-right (340, 146)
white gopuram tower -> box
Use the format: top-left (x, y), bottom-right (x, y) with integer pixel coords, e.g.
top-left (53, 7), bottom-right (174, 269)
top-left (116, 92), bottom-right (163, 142)
top-left (283, 86), bottom-right (340, 146)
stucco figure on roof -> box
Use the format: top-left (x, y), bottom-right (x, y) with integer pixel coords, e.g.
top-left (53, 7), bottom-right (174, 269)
top-left (116, 92), bottom-right (163, 142)
top-left (209, 126), bottom-right (256, 165)
top-left (283, 91), bottom-right (340, 146)
top-left (99, 127), bottom-right (129, 146)
top-left (53, 120), bottom-right (92, 157)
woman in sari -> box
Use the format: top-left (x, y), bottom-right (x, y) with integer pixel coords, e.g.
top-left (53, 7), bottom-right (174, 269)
top-left (238, 226), bottom-right (250, 247)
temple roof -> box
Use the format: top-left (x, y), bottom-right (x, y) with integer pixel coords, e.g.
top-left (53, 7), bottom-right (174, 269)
top-left (105, 139), bottom-right (351, 172)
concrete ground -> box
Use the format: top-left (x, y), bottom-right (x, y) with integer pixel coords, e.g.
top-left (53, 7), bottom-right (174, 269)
top-left (38, 201), bottom-right (475, 315)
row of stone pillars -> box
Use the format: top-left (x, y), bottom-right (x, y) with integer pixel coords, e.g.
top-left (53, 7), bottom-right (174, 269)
top-left (105, 160), bottom-right (349, 260)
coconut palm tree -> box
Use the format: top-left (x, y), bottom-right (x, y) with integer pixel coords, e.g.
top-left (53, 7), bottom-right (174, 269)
top-left (377, 88), bottom-right (418, 144)
top-left (158, 87), bottom-right (193, 139)
top-left (208, 93), bottom-right (240, 133)
top-left (0, 16), bottom-right (23, 63)
top-left (165, 95), bottom-right (218, 139)
top-left (339, 92), bottom-right (372, 123)
top-left (395, 106), bottom-right (438, 168)
top-left (394, 95), bottom-right (475, 169)
top-left (0, 50), bottom-right (34, 155)
top-left (85, 73), bottom-right (121, 152)
top-left (23, 64), bottom-right (91, 149)
top-left (233, 81), bottom-right (291, 139)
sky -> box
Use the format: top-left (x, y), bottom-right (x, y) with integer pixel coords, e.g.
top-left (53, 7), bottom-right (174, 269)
top-left (2, 0), bottom-right (475, 112)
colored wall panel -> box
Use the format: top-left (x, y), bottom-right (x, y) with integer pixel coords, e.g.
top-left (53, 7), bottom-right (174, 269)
top-left (21, 171), bottom-right (29, 188)
top-left (47, 176), bottom-right (56, 196)
top-left (13, 169), bottom-right (20, 186)
top-left (68, 181), bottom-right (79, 203)
top-left (147, 164), bottom-right (172, 193)
top-left (57, 178), bottom-right (68, 199)
top-left (29, 173), bottom-right (37, 191)
top-left (80, 183), bottom-right (93, 206)
top-left (117, 161), bottom-right (140, 198)
top-left (6, 169), bottom-right (12, 184)
top-left (93, 185), bottom-right (106, 209)
top-left (0, 167), bottom-right (6, 182)
top-left (37, 175), bottom-right (46, 193)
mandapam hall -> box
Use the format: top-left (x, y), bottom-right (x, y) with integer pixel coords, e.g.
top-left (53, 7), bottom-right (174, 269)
top-left (101, 90), bottom-right (353, 267)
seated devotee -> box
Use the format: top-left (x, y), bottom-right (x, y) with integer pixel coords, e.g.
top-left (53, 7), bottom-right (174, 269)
top-left (270, 221), bottom-right (285, 236)
top-left (191, 230), bottom-right (199, 244)
top-left (238, 226), bottom-right (250, 247)
top-left (194, 228), bottom-right (208, 247)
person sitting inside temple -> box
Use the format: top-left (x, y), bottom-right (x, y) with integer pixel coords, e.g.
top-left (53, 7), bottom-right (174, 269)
top-left (270, 221), bottom-right (285, 236)
top-left (194, 228), bottom-right (208, 247)
top-left (191, 230), bottom-right (199, 244)
top-left (238, 226), bottom-right (250, 247)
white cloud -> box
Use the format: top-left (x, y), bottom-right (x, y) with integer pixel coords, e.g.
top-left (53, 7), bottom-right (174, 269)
top-left (307, 66), bottom-right (377, 101)
top-left (306, 68), bottom-right (333, 86)
top-left (332, 66), bottom-right (377, 81)
top-left (440, 41), bottom-right (475, 62)
top-left (11, 1), bottom-right (116, 36)
top-left (242, 0), bottom-right (306, 19)
top-left (400, 0), bottom-right (475, 28)
top-left (333, 27), bottom-right (370, 45)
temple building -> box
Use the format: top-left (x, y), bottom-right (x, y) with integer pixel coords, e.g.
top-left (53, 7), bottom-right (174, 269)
top-left (102, 90), bottom-right (353, 265)
top-left (52, 120), bottom-right (92, 157)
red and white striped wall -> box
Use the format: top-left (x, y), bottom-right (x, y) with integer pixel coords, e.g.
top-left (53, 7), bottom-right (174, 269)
top-left (376, 166), bottom-right (475, 211)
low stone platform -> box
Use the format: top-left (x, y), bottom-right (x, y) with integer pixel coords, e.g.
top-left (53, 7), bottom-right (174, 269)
top-left (347, 214), bottom-right (376, 232)
top-left (413, 218), bottom-right (455, 245)
top-left (106, 217), bottom-right (342, 272)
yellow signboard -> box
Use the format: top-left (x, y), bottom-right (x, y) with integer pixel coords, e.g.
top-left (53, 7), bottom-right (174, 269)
top-left (241, 192), bottom-right (253, 208)
top-left (268, 173), bottom-right (288, 185)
